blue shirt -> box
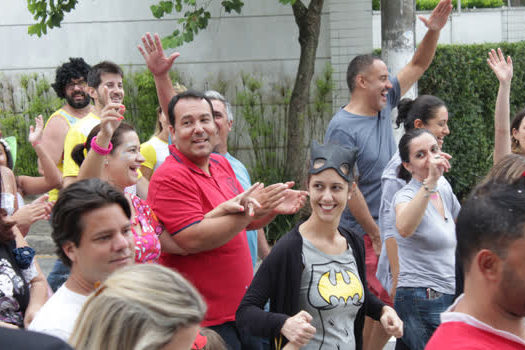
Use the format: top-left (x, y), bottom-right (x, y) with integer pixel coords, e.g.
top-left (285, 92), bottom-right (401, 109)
top-left (324, 77), bottom-right (401, 237)
top-left (224, 153), bottom-right (258, 269)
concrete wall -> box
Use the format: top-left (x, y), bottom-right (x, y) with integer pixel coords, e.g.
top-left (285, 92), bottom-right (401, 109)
top-left (373, 7), bottom-right (525, 49)
top-left (328, 0), bottom-right (372, 109)
top-left (0, 1), bottom-right (332, 94)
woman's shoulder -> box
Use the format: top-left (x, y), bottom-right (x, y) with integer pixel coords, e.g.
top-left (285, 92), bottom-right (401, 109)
top-left (272, 226), bottom-right (303, 251)
top-left (393, 180), bottom-right (419, 202)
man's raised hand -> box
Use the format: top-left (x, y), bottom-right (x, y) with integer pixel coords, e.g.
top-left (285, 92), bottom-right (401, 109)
top-left (418, 0), bottom-right (452, 32)
top-left (138, 32), bottom-right (180, 77)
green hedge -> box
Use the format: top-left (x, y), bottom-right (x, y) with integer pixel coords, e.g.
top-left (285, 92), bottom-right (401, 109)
top-left (373, 0), bottom-right (503, 10)
top-left (418, 41), bottom-right (525, 199)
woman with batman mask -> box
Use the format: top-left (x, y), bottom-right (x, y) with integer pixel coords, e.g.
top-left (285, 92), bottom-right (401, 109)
top-left (236, 141), bottom-right (403, 350)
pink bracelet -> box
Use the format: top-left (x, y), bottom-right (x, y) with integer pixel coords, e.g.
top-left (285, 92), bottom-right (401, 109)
top-left (90, 136), bottom-right (113, 155)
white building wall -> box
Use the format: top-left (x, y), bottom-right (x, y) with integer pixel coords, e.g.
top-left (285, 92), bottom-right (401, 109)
top-left (0, 1), bottom-right (332, 97)
top-left (328, 0), bottom-right (373, 110)
top-left (373, 8), bottom-right (525, 49)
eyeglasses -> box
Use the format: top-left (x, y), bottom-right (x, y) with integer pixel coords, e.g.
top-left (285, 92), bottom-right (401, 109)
top-left (66, 80), bottom-right (87, 90)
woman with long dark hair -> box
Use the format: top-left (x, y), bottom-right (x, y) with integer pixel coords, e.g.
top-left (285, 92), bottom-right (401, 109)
top-left (236, 141), bottom-right (403, 350)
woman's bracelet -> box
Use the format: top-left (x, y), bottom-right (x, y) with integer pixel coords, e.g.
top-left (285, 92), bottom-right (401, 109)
top-left (422, 179), bottom-right (438, 198)
top-left (91, 136), bottom-right (113, 156)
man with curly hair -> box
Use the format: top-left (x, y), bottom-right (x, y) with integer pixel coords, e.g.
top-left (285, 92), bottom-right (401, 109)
top-left (40, 57), bottom-right (93, 203)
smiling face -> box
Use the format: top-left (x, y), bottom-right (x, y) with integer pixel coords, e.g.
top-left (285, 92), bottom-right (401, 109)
top-left (90, 72), bottom-right (124, 109)
top-left (104, 131), bottom-right (144, 190)
top-left (64, 77), bottom-right (91, 109)
top-left (402, 133), bottom-right (440, 182)
top-left (64, 204), bottom-right (134, 287)
top-left (421, 106), bottom-right (450, 149)
top-left (362, 59), bottom-right (393, 113)
top-left (171, 98), bottom-right (217, 169)
top-left (308, 169), bottom-right (351, 224)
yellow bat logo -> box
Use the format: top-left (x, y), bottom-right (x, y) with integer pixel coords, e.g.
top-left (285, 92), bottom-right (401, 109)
top-left (318, 270), bottom-right (363, 305)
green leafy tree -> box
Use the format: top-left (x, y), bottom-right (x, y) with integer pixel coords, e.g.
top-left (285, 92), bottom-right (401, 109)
top-left (27, 0), bottom-right (324, 185)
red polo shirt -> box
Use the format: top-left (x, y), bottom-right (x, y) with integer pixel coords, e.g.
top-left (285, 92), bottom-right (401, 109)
top-left (147, 146), bottom-right (253, 327)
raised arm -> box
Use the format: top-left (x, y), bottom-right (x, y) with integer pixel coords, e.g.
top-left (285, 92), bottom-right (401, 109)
top-left (77, 89), bottom-right (123, 181)
top-left (487, 48), bottom-right (513, 164)
top-left (397, 0), bottom-right (452, 95)
top-left (348, 185), bottom-right (381, 255)
top-left (395, 153), bottom-right (450, 237)
top-left (18, 115), bottom-right (63, 195)
top-left (138, 33), bottom-right (180, 117)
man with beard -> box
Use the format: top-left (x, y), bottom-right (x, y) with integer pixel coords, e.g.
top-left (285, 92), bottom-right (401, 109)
top-left (41, 58), bottom-right (92, 203)
top-left (62, 61), bottom-right (125, 188)
top-left (47, 61), bottom-right (126, 292)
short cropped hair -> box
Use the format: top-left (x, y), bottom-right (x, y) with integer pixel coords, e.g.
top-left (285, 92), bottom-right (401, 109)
top-left (52, 58), bottom-right (91, 98)
top-left (70, 264), bottom-right (206, 350)
top-left (51, 179), bottom-right (131, 267)
top-left (87, 61), bottom-right (123, 90)
top-left (346, 54), bottom-right (381, 92)
top-left (204, 90), bottom-right (233, 122)
top-left (457, 180), bottom-right (525, 270)
top-left (167, 89), bottom-right (214, 128)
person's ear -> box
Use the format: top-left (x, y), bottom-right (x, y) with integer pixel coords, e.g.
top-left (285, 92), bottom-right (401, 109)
top-left (356, 74), bottom-right (366, 89)
top-left (402, 162), bottom-right (412, 175)
top-left (87, 86), bottom-right (97, 100)
top-left (476, 249), bottom-right (502, 283)
top-left (414, 119), bottom-right (425, 129)
top-left (62, 241), bottom-right (78, 265)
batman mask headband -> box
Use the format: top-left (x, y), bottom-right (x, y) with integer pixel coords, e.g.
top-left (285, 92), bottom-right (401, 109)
top-left (309, 141), bottom-right (358, 182)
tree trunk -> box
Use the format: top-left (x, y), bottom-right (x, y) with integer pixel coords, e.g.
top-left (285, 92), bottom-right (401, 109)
top-left (285, 0), bottom-right (324, 185)
top-left (381, 0), bottom-right (416, 141)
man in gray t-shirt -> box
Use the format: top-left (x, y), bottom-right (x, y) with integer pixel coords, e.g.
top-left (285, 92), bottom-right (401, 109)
top-left (324, 1), bottom-right (453, 346)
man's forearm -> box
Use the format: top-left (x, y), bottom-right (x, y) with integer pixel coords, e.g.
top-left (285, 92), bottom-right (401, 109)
top-left (412, 29), bottom-right (440, 72)
top-left (154, 73), bottom-right (176, 118)
top-left (347, 187), bottom-right (380, 241)
top-left (247, 212), bottom-right (277, 231)
top-left (173, 213), bottom-right (253, 254)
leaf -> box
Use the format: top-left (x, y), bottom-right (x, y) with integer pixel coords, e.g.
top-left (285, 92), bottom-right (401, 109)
top-left (150, 4), bottom-right (163, 18)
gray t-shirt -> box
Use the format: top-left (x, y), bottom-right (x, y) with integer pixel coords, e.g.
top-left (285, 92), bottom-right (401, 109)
top-left (298, 237), bottom-right (364, 349)
top-left (393, 177), bottom-right (461, 294)
top-left (376, 151), bottom-right (406, 290)
top-left (324, 77), bottom-right (401, 237)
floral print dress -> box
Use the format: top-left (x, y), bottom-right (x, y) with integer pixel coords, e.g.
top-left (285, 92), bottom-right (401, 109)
top-left (130, 194), bottom-right (163, 263)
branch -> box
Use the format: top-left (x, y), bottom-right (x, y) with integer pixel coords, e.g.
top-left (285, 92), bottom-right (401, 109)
top-left (291, 0), bottom-right (308, 27)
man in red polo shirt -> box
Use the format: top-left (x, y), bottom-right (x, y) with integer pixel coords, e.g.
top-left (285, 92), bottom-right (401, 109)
top-left (141, 34), bottom-right (306, 350)
top-left (426, 181), bottom-right (525, 349)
